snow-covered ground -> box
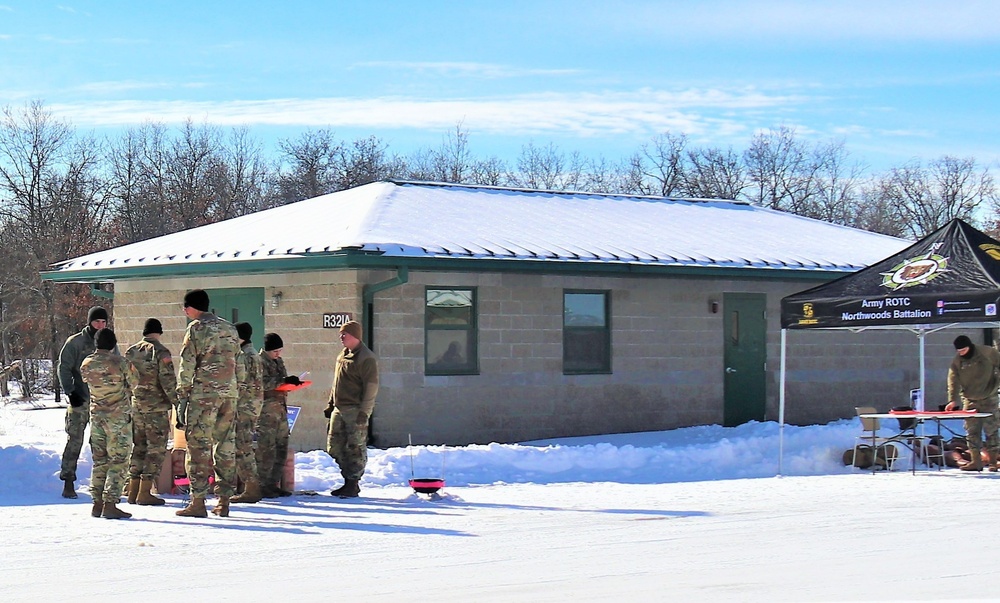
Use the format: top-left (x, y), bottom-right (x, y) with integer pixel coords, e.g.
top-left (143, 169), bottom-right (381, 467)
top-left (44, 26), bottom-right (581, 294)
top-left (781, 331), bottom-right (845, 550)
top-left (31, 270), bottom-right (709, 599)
top-left (1, 394), bottom-right (995, 602)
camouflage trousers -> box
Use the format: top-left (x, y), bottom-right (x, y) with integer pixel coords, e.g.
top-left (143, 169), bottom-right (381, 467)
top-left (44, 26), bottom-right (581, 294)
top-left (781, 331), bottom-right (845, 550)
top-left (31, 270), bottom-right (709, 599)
top-left (89, 411), bottom-right (133, 503)
top-left (326, 406), bottom-right (370, 480)
top-left (184, 395), bottom-right (237, 499)
top-left (128, 409), bottom-right (171, 480)
top-left (234, 397), bottom-right (262, 483)
top-left (59, 404), bottom-right (90, 481)
top-left (965, 395), bottom-right (1000, 453)
top-left (255, 399), bottom-right (288, 488)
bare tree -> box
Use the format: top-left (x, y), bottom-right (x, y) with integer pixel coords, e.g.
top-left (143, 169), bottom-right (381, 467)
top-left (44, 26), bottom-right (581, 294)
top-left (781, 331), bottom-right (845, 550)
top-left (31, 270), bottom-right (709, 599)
top-left (743, 126), bottom-right (822, 215)
top-left (876, 156), bottom-right (996, 238)
top-left (809, 140), bottom-right (866, 225)
top-left (636, 132), bottom-right (688, 196)
top-left (0, 101), bottom-right (110, 398)
top-left (273, 128), bottom-right (344, 204)
top-left (684, 146), bottom-right (746, 200)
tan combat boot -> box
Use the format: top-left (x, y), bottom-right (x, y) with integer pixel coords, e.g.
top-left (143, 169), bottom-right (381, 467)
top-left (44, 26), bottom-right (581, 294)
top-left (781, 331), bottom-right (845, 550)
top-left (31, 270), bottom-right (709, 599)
top-left (176, 497), bottom-right (208, 518)
top-left (211, 496), bottom-right (231, 517)
top-left (136, 478), bottom-right (166, 506)
top-left (125, 477), bottom-right (140, 504)
top-left (961, 448), bottom-right (984, 472)
top-left (91, 499), bottom-right (104, 518)
top-left (231, 480), bottom-right (262, 504)
top-left (101, 501), bottom-right (133, 520)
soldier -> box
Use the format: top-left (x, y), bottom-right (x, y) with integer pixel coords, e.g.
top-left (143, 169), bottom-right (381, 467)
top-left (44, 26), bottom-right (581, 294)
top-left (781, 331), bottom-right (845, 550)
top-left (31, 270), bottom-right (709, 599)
top-left (231, 322), bottom-right (264, 504)
top-left (57, 306), bottom-right (115, 499)
top-left (175, 289), bottom-right (242, 518)
top-left (945, 334), bottom-right (1000, 471)
top-left (257, 332), bottom-right (299, 498)
top-left (123, 318), bottom-right (178, 506)
top-left (80, 328), bottom-right (136, 519)
top-left (325, 321), bottom-right (379, 498)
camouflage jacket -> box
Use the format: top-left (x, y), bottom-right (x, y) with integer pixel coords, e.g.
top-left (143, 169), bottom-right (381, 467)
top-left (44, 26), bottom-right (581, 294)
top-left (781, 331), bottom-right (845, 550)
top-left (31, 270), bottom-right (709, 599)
top-left (328, 343), bottom-right (379, 414)
top-left (259, 349), bottom-right (288, 405)
top-left (177, 312), bottom-right (241, 401)
top-left (237, 342), bottom-right (264, 411)
top-left (81, 350), bottom-right (136, 414)
top-left (949, 344), bottom-right (1000, 404)
top-left (125, 337), bottom-right (179, 413)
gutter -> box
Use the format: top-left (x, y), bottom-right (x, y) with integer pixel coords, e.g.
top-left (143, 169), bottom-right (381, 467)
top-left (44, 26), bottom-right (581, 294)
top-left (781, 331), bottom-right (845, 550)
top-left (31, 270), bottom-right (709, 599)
top-left (361, 266), bottom-right (409, 347)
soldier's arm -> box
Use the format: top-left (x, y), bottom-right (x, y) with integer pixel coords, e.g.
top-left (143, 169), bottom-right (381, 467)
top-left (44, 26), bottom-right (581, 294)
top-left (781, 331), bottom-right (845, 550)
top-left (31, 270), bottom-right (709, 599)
top-left (158, 348), bottom-right (179, 406)
top-left (57, 337), bottom-right (79, 394)
top-left (358, 356), bottom-right (379, 415)
top-left (176, 328), bottom-right (197, 399)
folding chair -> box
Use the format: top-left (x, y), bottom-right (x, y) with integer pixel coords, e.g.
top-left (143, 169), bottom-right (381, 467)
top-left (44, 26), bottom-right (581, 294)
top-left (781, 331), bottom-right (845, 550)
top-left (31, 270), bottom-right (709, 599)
top-left (852, 406), bottom-right (920, 473)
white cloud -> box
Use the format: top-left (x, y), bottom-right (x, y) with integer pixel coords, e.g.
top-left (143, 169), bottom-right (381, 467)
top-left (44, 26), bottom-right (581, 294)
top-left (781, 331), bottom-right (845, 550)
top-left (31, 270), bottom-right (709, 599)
top-left (46, 88), bottom-right (803, 139)
top-left (354, 61), bottom-right (582, 79)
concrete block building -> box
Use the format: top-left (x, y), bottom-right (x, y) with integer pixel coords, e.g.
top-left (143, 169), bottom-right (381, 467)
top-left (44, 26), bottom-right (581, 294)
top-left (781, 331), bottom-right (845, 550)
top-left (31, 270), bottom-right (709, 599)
top-left (41, 180), bottom-right (952, 451)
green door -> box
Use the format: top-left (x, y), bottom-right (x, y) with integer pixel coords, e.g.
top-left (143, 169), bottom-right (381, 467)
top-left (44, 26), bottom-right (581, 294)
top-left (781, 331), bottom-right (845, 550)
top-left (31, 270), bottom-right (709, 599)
top-left (204, 288), bottom-right (265, 350)
top-left (723, 293), bottom-right (767, 427)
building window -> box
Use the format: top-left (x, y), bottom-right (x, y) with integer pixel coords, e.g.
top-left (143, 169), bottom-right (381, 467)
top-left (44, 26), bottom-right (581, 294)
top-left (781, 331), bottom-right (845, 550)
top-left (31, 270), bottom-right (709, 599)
top-left (425, 288), bottom-right (478, 375)
top-left (563, 290), bottom-right (610, 374)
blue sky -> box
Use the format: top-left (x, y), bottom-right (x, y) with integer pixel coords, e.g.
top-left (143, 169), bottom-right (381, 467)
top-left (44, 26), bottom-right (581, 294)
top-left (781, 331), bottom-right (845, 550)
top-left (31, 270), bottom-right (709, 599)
top-left (1, 1), bottom-right (999, 171)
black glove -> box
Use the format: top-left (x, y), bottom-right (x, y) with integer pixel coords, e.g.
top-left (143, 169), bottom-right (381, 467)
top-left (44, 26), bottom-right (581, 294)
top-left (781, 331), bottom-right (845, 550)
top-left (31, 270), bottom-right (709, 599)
top-left (283, 375), bottom-right (302, 385)
top-left (68, 392), bottom-right (84, 408)
top-left (323, 406), bottom-right (333, 419)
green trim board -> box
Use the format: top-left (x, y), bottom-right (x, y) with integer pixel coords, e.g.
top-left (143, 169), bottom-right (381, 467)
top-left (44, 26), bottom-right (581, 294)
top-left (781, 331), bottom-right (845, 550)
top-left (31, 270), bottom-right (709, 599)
top-left (41, 252), bottom-right (854, 285)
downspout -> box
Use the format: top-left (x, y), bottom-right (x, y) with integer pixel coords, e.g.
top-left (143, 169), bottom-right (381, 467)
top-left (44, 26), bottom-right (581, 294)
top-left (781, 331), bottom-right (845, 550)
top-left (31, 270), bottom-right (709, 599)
top-left (361, 266), bottom-right (409, 350)
top-left (90, 284), bottom-right (114, 300)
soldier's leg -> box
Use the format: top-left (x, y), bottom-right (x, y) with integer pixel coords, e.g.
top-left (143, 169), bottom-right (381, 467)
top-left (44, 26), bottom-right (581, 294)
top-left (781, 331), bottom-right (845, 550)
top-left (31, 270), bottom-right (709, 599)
top-left (60, 404), bottom-right (90, 481)
top-left (89, 415), bottom-right (109, 501)
top-left (270, 405), bottom-right (290, 487)
top-left (128, 411), bottom-right (149, 480)
top-left (141, 411), bottom-right (170, 480)
top-left (255, 401), bottom-right (278, 486)
top-left (104, 415), bottom-right (134, 502)
top-left (341, 408), bottom-right (371, 480)
top-left (326, 408), bottom-right (348, 472)
top-left (212, 396), bottom-right (237, 497)
top-left (184, 396), bottom-right (221, 499)
top-left (234, 401), bottom-right (258, 483)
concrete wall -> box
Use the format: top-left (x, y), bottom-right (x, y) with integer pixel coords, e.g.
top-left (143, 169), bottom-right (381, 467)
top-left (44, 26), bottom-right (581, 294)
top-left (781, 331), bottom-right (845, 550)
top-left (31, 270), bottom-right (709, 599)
top-left (108, 268), bottom-right (963, 451)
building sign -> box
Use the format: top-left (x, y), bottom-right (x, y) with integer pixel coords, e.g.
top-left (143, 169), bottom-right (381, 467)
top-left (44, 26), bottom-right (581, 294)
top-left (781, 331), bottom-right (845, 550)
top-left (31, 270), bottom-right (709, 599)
top-left (322, 312), bottom-right (353, 328)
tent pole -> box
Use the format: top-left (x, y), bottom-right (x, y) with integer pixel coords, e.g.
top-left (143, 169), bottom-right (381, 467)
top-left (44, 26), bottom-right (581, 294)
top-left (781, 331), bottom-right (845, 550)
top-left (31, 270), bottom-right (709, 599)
top-left (779, 328), bottom-right (787, 476)
top-left (919, 331), bottom-right (926, 411)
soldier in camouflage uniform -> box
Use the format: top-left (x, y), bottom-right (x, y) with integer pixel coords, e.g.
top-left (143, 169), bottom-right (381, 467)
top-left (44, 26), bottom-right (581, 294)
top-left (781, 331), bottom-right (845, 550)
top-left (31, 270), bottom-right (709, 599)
top-left (257, 332), bottom-right (299, 498)
top-left (231, 322), bottom-right (264, 504)
top-left (123, 318), bottom-right (178, 506)
top-left (175, 289), bottom-right (242, 518)
top-left (325, 321), bottom-right (379, 498)
top-left (57, 306), bottom-right (114, 499)
top-left (80, 328), bottom-right (136, 519)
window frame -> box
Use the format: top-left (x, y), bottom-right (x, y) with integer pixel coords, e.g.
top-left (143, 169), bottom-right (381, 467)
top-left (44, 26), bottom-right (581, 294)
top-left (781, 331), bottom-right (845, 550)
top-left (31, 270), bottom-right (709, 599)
top-left (424, 286), bottom-right (479, 376)
top-left (562, 289), bottom-right (611, 375)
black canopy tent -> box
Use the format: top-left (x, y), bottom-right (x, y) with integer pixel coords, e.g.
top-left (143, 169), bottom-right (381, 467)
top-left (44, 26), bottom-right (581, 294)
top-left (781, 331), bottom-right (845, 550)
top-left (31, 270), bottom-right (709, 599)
top-left (777, 219), bottom-right (1000, 472)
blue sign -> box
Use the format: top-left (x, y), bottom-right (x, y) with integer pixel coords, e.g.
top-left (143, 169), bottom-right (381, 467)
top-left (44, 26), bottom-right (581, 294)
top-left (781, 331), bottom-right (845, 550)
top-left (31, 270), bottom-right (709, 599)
top-left (287, 405), bottom-right (301, 433)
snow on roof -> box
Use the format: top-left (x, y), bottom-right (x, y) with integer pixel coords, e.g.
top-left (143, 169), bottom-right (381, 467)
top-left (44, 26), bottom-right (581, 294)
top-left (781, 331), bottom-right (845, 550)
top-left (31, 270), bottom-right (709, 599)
top-left (49, 180), bottom-right (909, 276)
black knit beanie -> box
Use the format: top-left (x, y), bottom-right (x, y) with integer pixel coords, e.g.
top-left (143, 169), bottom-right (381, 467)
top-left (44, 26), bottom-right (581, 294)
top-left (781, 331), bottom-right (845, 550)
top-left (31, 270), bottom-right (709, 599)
top-left (264, 332), bottom-right (284, 351)
top-left (954, 335), bottom-right (973, 350)
top-left (183, 289), bottom-right (210, 312)
top-left (142, 318), bottom-right (163, 336)
top-left (88, 306), bottom-right (109, 323)
top-left (95, 328), bottom-right (117, 350)
top-left (235, 322), bottom-right (253, 343)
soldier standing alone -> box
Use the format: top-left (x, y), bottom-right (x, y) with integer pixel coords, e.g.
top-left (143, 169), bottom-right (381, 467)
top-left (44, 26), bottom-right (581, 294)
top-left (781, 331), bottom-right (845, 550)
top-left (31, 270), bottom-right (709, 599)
top-left (175, 289), bottom-right (242, 518)
top-left (325, 321), bottom-right (379, 498)
top-left (80, 328), bottom-right (136, 519)
top-left (123, 318), bottom-right (178, 506)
